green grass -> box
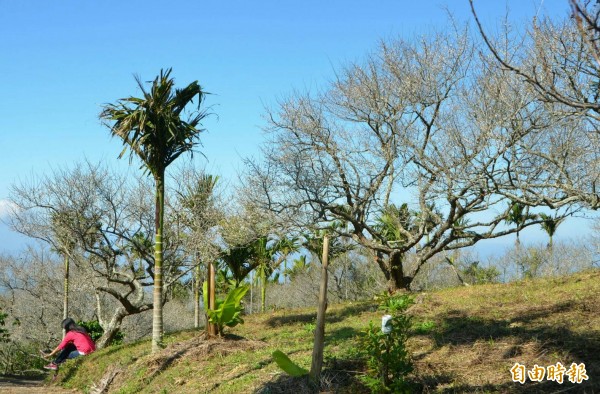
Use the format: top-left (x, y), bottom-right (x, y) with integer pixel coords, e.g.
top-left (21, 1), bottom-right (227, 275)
top-left (48, 269), bottom-right (599, 393)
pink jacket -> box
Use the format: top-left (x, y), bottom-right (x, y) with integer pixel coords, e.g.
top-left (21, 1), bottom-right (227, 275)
top-left (58, 331), bottom-right (96, 354)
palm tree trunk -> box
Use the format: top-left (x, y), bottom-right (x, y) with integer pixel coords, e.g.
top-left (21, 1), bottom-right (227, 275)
top-left (152, 172), bottom-right (165, 353)
top-left (63, 254), bottom-right (69, 337)
top-left (260, 268), bottom-right (266, 313)
top-left (310, 233), bottom-right (330, 384)
top-left (250, 271), bottom-right (253, 314)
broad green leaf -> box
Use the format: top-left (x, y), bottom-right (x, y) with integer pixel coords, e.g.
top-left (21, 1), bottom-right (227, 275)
top-left (224, 285), bottom-right (250, 306)
top-left (272, 350), bottom-right (308, 377)
top-left (220, 285), bottom-right (249, 324)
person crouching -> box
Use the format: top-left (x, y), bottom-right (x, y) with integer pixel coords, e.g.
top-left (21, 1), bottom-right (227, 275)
top-left (41, 318), bottom-right (96, 370)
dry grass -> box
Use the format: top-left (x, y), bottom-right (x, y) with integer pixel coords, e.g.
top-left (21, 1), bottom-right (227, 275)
top-left (409, 269), bottom-right (600, 392)
top-left (50, 269), bottom-right (599, 393)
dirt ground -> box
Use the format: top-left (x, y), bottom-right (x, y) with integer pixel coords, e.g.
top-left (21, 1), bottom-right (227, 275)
top-left (0, 375), bottom-right (77, 393)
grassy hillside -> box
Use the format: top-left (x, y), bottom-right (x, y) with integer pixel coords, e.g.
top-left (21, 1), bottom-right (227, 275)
top-left (51, 269), bottom-right (599, 393)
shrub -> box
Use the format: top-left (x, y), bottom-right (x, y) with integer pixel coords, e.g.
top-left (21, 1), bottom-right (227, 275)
top-left (0, 341), bottom-right (46, 374)
top-left (78, 320), bottom-right (124, 346)
top-left (356, 293), bottom-right (414, 393)
top-left (462, 261), bottom-right (500, 284)
top-left (0, 310), bottom-right (43, 374)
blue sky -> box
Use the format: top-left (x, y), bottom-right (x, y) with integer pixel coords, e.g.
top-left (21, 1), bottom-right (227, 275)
top-left (0, 0), bottom-right (588, 254)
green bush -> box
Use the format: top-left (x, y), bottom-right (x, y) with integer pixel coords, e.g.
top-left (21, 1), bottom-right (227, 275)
top-left (356, 293), bottom-right (414, 393)
top-left (462, 261), bottom-right (500, 284)
top-left (0, 310), bottom-right (40, 374)
top-left (78, 320), bottom-right (124, 346)
top-left (0, 341), bottom-right (46, 374)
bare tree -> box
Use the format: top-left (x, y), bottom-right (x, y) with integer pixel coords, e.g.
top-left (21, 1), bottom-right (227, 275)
top-left (7, 161), bottom-right (190, 347)
top-left (0, 248), bottom-right (95, 349)
top-left (244, 27), bottom-right (576, 291)
top-left (470, 0), bottom-right (600, 210)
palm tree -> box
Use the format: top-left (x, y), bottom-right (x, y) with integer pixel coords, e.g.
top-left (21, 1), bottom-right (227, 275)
top-left (51, 209), bottom-right (102, 335)
top-left (221, 244), bottom-right (258, 286)
top-left (253, 236), bottom-right (275, 313)
top-left (539, 213), bottom-right (564, 249)
top-left (504, 202), bottom-right (537, 245)
top-left (246, 235), bottom-right (300, 313)
top-left (101, 68), bottom-right (208, 353)
top-left (221, 244), bottom-right (259, 315)
top-left (271, 236), bottom-right (299, 284)
top-left (303, 228), bottom-right (349, 261)
top-left (283, 255), bottom-right (310, 281)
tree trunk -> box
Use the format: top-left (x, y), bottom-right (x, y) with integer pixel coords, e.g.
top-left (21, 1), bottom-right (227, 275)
top-left (310, 233), bottom-right (330, 384)
top-left (446, 256), bottom-right (470, 287)
top-left (386, 252), bottom-right (412, 292)
top-left (151, 172), bottom-right (165, 353)
top-left (260, 268), bottom-right (267, 313)
top-left (194, 264), bottom-right (201, 329)
top-left (63, 254), bottom-right (69, 337)
top-left (96, 308), bottom-right (127, 349)
top-left (206, 261), bottom-right (218, 337)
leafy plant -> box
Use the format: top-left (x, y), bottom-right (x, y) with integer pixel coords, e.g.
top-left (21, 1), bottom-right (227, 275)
top-left (0, 341), bottom-right (46, 374)
top-left (272, 350), bottom-right (308, 377)
top-left (216, 268), bottom-right (238, 294)
top-left (0, 312), bottom-right (48, 374)
top-left (461, 261), bottom-right (500, 284)
top-left (78, 320), bottom-right (124, 346)
top-left (203, 283), bottom-right (249, 336)
top-left (356, 294), bottom-right (414, 393)
top-left (376, 292), bottom-right (414, 313)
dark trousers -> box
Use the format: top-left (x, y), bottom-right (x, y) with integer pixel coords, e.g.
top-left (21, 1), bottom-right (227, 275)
top-left (54, 343), bottom-right (80, 364)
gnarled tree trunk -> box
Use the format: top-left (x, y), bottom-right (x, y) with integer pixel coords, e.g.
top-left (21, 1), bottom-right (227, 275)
top-left (375, 251), bottom-right (413, 292)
